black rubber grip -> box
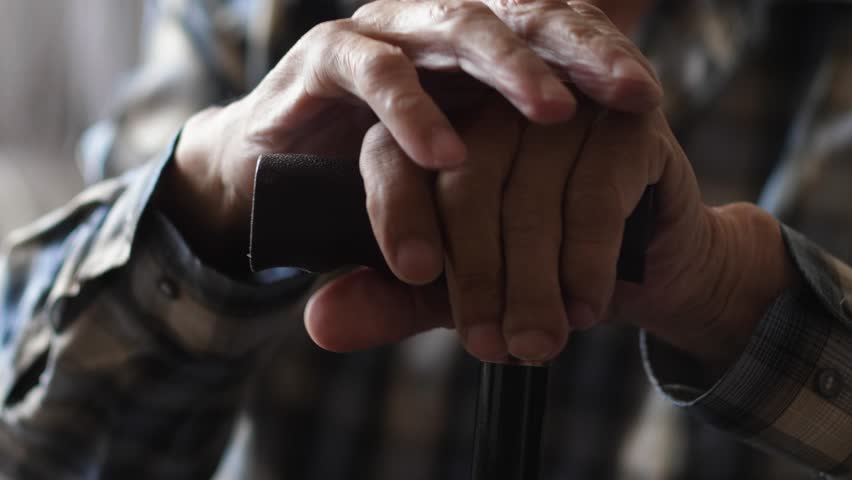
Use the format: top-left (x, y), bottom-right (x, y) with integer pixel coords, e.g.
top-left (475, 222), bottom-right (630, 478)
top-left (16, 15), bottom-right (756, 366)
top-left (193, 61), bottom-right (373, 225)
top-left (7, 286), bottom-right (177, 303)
top-left (249, 153), bottom-right (655, 282)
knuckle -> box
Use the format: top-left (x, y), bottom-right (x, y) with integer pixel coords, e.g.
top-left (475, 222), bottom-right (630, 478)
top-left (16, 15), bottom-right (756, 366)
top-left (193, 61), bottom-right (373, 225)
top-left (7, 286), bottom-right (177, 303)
top-left (364, 187), bottom-right (386, 219)
top-left (561, 252), bottom-right (613, 290)
top-left (433, 0), bottom-right (491, 20)
top-left (351, 1), bottom-right (397, 31)
top-left (492, 0), bottom-right (539, 8)
top-left (603, 110), bottom-right (671, 165)
top-left (301, 22), bottom-right (349, 68)
top-left (487, 0), bottom-right (571, 39)
top-left (486, 0), bottom-right (540, 21)
top-left (379, 88), bottom-right (428, 118)
top-left (576, 177), bottom-right (624, 211)
top-left (362, 122), bottom-right (395, 152)
top-left (363, 174), bottom-right (406, 219)
top-left (436, 1), bottom-right (494, 35)
top-left (589, 36), bottom-right (635, 66)
top-left (351, 0), bottom-right (383, 20)
top-left (437, 176), bottom-right (496, 220)
top-left (309, 18), bottom-right (354, 39)
top-left (437, 172), bottom-right (473, 205)
top-left (364, 184), bottom-right (397, 232)
top-left (301, 27), bottom-right (355, 85)
top-left (427, 1), bottom-right (456, 21)
top-left (358, 47), bottom-right (408, 80)
top-left (489, 37), bottom-right (531, 66)
top-left (363, 167), bottom-right (395, 209)
top-left (566, 1), bottom-right (607, 19)
top-left (355, 50), bottom-right (412, 97)
top-left (510, 8), bottom-right (551, 40)
top-left (502, 209), bottom-right (560, 246)
top-left (646, 109), bottom-right (672, 137)
top-left (487, 0), bottom-right (562, 16)
top-left (647, 118), bottom-right (673, 154)
top-left (567, 22), bottom-right (603, 45)
top-left (364, 177), bottom-right (418, 240)
top-left (451, 269), bottom-right (503, 307)
top-left (508, 289), bottom-right (559, 311)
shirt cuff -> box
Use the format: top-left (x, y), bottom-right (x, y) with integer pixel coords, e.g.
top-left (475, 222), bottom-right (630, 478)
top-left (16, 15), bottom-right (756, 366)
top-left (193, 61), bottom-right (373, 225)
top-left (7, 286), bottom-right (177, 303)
top-left (73, 130), bottom-right (316, 357)
top-left (642, 225), bottom-right (852, 476)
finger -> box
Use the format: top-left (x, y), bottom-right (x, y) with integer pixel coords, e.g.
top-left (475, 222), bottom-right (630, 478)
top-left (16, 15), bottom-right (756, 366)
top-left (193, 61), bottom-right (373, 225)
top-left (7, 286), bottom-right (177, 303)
top-left (361, 122), bottom-right (444, 285)
top-left (436, 101), bottom-right (522, 362)
top-left (305, 268), bottom-right (452, 352)
top-left (560, 109), bottom-right (664, 329)
top-left (304, 25), bottom-right (466, 169)
top-left (501, 105), bottom-right (598, 362)
top-left (353, 0), bottom-right (577, 123)
top-left (485, 0), bottom-right (663, 112)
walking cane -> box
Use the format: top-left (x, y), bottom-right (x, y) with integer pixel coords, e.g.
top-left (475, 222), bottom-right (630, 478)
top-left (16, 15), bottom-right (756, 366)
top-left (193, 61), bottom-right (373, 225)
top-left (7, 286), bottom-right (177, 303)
top-left (249, 154), bottom-right (655, 480)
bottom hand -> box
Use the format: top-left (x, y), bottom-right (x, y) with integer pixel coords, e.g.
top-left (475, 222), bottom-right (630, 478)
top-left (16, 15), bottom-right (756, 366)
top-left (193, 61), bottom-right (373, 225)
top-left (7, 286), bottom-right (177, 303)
top-left (306, 100), bottom-right (800, 372)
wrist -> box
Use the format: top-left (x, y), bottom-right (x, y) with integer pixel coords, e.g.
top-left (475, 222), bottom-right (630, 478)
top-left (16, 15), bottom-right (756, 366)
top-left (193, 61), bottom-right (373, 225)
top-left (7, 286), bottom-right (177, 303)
top-left (655, 203), bottom-right (800, 378)
top-left (156, 103), bottom-right (251, 273)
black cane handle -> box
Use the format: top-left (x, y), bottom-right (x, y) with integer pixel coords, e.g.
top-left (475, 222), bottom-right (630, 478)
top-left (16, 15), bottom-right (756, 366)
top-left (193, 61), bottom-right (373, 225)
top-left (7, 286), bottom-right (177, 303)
top-left (248, 153), bottom-right (656, 480)
top-left (249, 153), bottom-right (654, 280)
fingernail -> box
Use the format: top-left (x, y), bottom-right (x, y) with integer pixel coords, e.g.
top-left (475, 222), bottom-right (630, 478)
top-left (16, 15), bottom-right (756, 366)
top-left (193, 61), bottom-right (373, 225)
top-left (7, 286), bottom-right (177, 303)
top-left (430, 127), bottom-right (466, 168)
top-left (466, 323), bottom-right (507, 361)
top-left (396, 238), bottom-right (442, 285)
top-left (508, 330), bottom-right (557, 362)
top-left (567, 303), bottom-right (596, 330)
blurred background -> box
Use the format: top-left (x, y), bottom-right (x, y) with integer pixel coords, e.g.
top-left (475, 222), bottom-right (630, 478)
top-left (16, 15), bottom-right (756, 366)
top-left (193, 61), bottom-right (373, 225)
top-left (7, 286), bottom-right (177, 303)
top-left (0, 0), bottom-right (143, 237)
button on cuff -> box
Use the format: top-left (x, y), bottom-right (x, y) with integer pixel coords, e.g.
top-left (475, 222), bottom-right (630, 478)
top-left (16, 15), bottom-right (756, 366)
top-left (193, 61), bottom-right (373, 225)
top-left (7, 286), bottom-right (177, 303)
top-left (157, 276), bottom-right (179, 300)
top-left (815, 368), bottom-right (843, 399)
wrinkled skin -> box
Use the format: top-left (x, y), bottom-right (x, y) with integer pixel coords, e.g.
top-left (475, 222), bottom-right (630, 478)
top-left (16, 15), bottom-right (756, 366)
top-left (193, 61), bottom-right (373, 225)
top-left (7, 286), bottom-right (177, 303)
top-left (160, 0), bottom-right (798, 372)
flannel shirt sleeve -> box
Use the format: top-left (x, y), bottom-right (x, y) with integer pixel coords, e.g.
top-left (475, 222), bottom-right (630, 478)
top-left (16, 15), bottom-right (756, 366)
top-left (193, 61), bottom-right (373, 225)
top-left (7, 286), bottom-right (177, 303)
top-left (0, 137), bottom-right (316, 480)
top-left (643, 225), bottom-right (852, 478)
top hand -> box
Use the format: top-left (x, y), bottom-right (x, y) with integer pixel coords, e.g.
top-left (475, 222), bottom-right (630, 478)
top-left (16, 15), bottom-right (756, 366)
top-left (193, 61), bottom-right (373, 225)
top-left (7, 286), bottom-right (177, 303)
top-left (156, 0), bottom-right (798, 371)
top-left (158, 0), bottom-right (662, 269)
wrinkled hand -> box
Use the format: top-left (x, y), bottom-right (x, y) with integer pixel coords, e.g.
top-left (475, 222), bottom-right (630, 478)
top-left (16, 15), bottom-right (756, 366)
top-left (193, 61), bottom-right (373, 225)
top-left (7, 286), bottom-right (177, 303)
top-left (160, 0), bottom-right (661, 265)
top-left (306, 97), bottom-right (798, 370)
top-left (157, 0), bottom-right (798, 369)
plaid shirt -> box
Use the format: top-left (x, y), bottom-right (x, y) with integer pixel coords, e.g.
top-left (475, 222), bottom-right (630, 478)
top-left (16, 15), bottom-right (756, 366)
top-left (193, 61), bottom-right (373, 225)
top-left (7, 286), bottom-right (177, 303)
top-left (1, 0), bottom-right (851, 478)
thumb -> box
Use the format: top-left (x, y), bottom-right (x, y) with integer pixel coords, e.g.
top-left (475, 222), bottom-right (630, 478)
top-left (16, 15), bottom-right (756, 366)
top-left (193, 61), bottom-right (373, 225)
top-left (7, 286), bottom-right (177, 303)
top-left (305, 268), bottom-right (452, 352)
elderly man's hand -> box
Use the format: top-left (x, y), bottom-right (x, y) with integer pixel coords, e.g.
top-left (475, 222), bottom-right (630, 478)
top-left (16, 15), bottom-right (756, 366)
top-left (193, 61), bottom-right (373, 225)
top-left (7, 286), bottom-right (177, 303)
top-left (159, 0), bottom-right (661, 269)
top-left (306, 96), bottom-right (799, 372)
top-left (159, 0), bottom-right (798, 371)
